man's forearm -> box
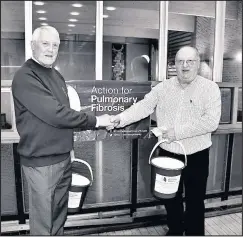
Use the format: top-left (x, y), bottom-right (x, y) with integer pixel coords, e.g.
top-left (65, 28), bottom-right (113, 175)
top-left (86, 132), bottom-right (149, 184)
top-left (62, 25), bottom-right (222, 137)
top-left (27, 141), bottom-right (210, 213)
top-left (174, 113), bottom-right (221, 140)
top-left (117, 85), bottom-right (160, 127)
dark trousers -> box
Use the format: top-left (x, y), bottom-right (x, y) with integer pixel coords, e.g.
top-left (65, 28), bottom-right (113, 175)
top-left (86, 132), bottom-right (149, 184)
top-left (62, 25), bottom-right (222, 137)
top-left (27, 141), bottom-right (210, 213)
top-left (159, 148), bottom-right (209, 236)
top-left (22, 156), bottom-right (72, 235)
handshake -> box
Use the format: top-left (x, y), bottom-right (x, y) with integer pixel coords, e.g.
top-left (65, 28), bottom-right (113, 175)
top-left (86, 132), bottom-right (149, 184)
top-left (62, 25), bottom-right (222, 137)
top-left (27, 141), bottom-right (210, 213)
top-left (96, 114), bottom-right (122, 130)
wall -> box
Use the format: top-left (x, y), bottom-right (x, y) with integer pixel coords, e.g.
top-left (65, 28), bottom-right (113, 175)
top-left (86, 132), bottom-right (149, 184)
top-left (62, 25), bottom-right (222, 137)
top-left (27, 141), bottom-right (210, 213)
top-left (1, 37), bottom-right (25, 81)
top-left (195, 17), bottom-right (215, 61)
top-left (223, 1), bottom-right (242, 83)
top-left (195, 1), bottom-right (242, 83)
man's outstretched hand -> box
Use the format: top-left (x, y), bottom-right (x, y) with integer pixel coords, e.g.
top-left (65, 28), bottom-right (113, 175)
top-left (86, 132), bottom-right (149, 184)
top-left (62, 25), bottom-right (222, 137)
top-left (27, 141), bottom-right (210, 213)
top-left (97, 114), bottom-right (120, 130)
top-left (106, 115), bottom-right (122, 130)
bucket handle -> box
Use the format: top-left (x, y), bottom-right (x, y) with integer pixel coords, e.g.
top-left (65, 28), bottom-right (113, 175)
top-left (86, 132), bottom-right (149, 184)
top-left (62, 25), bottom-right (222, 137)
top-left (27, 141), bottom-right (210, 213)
top-left (70, 150), bottom-right (94, 186)
top-left (148, 140), bottom-right (187, 167)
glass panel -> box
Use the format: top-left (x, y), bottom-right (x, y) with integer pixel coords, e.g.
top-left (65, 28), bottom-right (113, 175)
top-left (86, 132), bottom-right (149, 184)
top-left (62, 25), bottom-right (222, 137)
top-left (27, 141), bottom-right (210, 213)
top-left (101, 139), bottom-right (131, 204)
top-left (103, 1), bottom-right (160, 203)
top-left (74, 140), bottom-right (131, 206)
top-left (230, 134), bottom-right (242, 190)
top-left (137, 138), bottom-right (157, 202)
top-left (167, 1), bottom-right (216, 80)
top-left (206, 134), bottom-right (228, 193)
top-left (237, 88), bottom-right (242, 122)
top-left (1, 1), bottom-right (25, 80)
top-left (32, 1), bottom-right (96, 81)
top-left (1, 89), bottom-right (14, 130)
top-left (103, 1), bottom-right (159, 81)
top-left (220, 88), bottom-right (232, 124)
top-left (222, 1), bottom-right (242, 83)
top-left (1, 144), bottom-right (18, 215)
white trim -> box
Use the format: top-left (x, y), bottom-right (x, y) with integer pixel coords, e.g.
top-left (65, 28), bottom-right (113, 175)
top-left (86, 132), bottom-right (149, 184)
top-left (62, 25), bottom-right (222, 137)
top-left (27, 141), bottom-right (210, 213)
top-left (1, 66), bottom-right (21, 68)
top-left (158, 1), bottom-right (169, 81)
top-left (1, 80), bottom-right (13, 87)
top-left (212, 1), bottom-right (226, 82)
top-left (25, 1), bottom-right (32, 60)
top-left (95, 1), bottom-right (104, 203)
top-left (232, 87), bottom-right (239, 124)
top-left (96, 1), bottom-right (103, 81)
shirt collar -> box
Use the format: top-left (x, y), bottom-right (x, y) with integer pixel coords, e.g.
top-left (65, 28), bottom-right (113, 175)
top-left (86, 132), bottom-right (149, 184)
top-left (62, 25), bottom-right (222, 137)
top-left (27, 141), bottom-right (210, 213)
top-left (175, 75), bottom-right (199, 90)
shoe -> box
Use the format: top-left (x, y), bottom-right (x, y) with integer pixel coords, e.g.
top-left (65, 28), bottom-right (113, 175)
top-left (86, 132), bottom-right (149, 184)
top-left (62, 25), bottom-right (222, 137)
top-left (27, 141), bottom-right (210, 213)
top-left (166, 230), bottom-right (184, 236)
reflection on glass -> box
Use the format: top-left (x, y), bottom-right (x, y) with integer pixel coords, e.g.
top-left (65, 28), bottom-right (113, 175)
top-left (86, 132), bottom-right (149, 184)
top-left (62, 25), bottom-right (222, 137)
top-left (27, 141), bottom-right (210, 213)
top-left (220, 88), bottom-right (231, 124)
top-left (222, 1), bottom-right (242, 83)
top-left (57, 38), bottom-right (95, 81)
top-left (103, 1), bottom-right (159, 81)
top-left (167, 1), bottom-right (215, 80)
top-left (1, 91), bottom-right (13, 130)
top-left (237, 88), bottom-right (242, 122)
top-left (1, 144), bottom-right (18, 215)
top-left (230, 134), bottom-right (242, 190)
top-left (207, 134), bottom-right (228, 193)
top-left (1, 1), bottom-right (25, 80)
top-left (137, 138), bottom-right (157, 202)
top-left (32, 1), bottom-right (96, 81)
top-left (103, 1), bottom-right (159, 204)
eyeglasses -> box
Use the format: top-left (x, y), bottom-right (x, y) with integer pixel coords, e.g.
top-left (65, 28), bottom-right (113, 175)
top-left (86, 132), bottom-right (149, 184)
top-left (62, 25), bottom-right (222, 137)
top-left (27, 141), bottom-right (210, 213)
top-left (176, 60), bottom-right (198, 66)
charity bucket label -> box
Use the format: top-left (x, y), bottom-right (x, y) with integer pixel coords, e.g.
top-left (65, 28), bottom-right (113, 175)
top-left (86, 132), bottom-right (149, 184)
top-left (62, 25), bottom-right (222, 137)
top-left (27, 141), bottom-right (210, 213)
top-left (154, 173), bottom-right (181, 194)
top-left (68, 191), bottom-right (82, 208)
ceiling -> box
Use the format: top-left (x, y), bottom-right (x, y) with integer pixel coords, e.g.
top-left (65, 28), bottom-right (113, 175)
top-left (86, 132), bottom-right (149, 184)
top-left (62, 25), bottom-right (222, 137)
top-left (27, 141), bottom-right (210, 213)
top-left (1, 1), bottom-right (240, 39)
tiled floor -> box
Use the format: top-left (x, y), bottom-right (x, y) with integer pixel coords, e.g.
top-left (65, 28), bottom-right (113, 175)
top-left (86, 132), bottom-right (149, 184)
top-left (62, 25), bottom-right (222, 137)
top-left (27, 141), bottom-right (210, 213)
top-left (91, 213), bottom-right (242, 235)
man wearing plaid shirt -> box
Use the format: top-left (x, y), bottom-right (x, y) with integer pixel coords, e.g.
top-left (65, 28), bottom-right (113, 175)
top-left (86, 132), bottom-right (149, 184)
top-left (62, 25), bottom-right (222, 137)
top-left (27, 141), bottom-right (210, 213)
top-left (111, 46), bottom-right (222, 236)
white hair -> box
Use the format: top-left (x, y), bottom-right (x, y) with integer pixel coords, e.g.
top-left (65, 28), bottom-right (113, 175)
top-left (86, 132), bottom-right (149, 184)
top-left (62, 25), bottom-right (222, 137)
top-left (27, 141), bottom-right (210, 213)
top-left (32, 26), bottom-right (59, 42)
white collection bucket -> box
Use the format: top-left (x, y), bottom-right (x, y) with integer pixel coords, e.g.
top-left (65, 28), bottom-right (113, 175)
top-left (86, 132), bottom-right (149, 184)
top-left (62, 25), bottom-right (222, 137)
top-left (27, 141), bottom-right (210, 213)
top-left (68, 157), bottom-right (93, 213)
top-left (67, 85), bottom-right (93, 213)
top-left (149, 140), bottom-right (187, 199)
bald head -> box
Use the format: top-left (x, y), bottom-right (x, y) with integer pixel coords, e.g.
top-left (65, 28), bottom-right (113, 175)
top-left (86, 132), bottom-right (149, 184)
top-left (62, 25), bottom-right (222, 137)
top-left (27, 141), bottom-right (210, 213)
top-left (31, 26), bottom-right (60, 68)
top-left (175, 46), bottom-right (200, 62)
top-left (175, 46), bottom-right (200, 86)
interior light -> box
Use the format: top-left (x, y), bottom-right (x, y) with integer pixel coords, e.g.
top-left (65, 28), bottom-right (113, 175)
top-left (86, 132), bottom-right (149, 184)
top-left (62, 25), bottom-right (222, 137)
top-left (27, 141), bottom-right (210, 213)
top-left (70, 12), bottom-right (80, 15)
top-left (41, 22), bottom-right (48, 26)
top-left (69, 19), bottom-right (78, 22)
top-left (36, 10), bottom-right (46, 14)
top-left (68, 24), bottom-right (76, 27)
top-left (106, 6), bottom-right (116, 11)
top-left (34, 1), bottom-right (44, 6)
top-left (72, 3), bottom-right (83, 8)
top-left (103, 15), bottom-right (109, 18)
top-left (236, 52), bottom-right (242, 62)
top-left (39, 17), bottom-right (47, 20)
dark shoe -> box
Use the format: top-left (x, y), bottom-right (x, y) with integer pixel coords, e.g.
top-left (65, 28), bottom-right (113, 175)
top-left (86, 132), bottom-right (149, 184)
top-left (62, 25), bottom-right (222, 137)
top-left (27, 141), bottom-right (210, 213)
top-left (166, 230), bottom-right (184, 236)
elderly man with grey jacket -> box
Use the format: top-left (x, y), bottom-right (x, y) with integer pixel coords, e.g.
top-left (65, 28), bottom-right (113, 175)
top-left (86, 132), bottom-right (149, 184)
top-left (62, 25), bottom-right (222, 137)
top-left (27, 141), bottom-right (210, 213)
top-left (111, 46), bottom-right (221, 236)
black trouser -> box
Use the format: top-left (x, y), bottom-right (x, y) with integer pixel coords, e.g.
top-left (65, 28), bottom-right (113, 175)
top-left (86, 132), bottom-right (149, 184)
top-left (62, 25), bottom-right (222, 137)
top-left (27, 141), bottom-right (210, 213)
top-left (22, 156), bottom-right (72, 235)
top-left (159, 148), bottom-right (209, 236)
